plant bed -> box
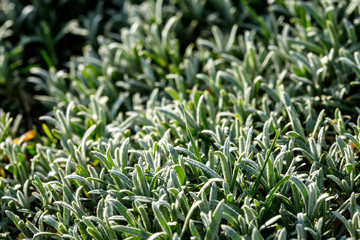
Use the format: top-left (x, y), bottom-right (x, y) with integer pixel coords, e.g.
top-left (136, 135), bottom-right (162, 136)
top-left (1, 0), bottom-right (360, 239)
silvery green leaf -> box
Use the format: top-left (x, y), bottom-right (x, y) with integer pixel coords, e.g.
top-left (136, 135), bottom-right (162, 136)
top-left (184, 157), bottom-right (221, 179)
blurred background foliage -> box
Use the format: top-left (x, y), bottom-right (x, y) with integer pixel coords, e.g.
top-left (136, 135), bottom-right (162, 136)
top-left (1, 0), bottom-right (360, 132)
top-left (0, 0), bottom-right (126, 128)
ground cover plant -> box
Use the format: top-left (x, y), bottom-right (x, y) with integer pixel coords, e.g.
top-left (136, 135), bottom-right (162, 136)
top-left (1, 0), bottom-right (360, 239)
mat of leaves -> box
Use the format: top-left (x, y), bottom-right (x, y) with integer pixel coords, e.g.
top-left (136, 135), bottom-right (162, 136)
top-left (1, 0), bottom-right (360, 239)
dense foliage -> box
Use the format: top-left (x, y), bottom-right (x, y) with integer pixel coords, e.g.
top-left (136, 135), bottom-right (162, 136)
top-left (1, 0), bottom-right (360, 239)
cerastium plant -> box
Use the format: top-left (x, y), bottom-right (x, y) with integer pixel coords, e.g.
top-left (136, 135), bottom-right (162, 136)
top-left (1, 0), bottom-right (360, 239)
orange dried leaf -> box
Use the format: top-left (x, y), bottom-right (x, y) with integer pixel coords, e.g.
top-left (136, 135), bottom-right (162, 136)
top-left (13, 130), bottom-right (36, 144)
